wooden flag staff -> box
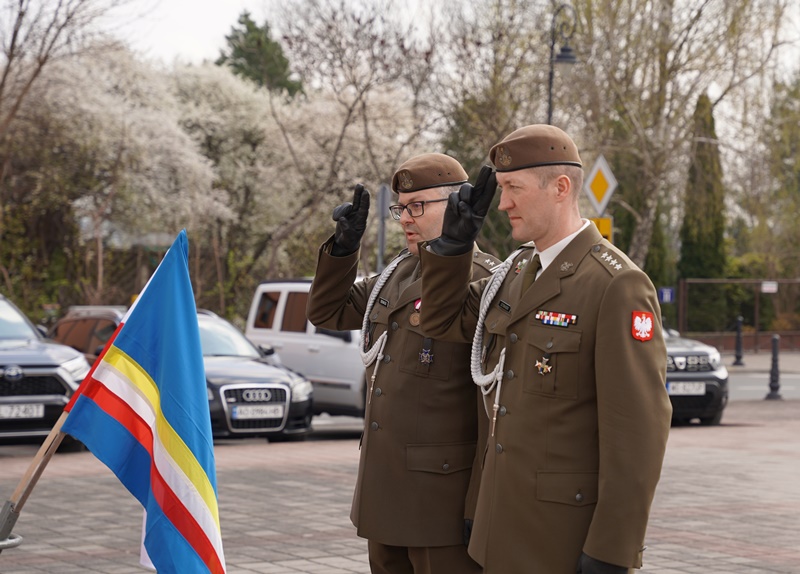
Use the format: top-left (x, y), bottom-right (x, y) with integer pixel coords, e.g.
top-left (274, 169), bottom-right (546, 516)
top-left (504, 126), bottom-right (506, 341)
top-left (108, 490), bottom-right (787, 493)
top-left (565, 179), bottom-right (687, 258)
top-left (0, 411), bottom-right (69, 553)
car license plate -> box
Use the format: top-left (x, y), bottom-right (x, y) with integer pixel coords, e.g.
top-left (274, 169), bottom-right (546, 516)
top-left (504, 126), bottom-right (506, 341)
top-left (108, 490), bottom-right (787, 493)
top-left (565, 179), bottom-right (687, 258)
top-left (667, 382), bottom-right (706, 396)
top-left (0, 403), bottom-right (45, 419)
top-left (232, 404), bottom-right (284, 420)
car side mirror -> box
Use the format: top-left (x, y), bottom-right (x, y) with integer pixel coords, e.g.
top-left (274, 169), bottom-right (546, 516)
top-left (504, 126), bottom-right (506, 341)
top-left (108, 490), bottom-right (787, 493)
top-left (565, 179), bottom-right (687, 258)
top-left (258, 344), bottom-right (276, 356)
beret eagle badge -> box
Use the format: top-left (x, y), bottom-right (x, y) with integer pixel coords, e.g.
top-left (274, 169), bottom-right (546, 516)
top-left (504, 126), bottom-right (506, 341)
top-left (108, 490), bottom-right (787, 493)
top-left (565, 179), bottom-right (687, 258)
top-left (398, 170), bottom-right (414, 190)
top-left (496, 145), bottom-right (512, 167)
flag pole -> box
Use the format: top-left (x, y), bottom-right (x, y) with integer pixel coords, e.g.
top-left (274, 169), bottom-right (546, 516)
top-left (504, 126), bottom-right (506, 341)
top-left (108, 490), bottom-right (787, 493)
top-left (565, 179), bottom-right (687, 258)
top-left (0, 411), bottom-right (69, 552)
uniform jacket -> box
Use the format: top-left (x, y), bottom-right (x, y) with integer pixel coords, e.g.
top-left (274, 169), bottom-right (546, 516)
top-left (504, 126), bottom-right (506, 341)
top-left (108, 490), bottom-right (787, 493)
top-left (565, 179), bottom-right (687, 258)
top-left (419, 223), bottom-right (672, 572)
top-left (306, 237), bottom-right (498, 547)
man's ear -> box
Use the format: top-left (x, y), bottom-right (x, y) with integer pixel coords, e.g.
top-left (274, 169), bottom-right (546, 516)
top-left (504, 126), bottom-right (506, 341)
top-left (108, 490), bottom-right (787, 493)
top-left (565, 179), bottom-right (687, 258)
top-left (554, 174), bottom-right (572, 201)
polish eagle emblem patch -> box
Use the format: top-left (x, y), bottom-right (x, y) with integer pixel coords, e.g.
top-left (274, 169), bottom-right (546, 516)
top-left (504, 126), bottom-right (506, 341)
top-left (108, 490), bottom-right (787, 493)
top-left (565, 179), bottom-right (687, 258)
top-left (632, 311), bottom-right (654, 341)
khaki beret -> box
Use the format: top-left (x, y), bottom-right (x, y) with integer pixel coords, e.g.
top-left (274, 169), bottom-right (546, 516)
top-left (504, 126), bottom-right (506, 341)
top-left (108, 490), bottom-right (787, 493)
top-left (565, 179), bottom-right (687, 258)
top-left (489, 124), bottom-right (582, 172)
top-left (391, 153), bottom-right (468, 193)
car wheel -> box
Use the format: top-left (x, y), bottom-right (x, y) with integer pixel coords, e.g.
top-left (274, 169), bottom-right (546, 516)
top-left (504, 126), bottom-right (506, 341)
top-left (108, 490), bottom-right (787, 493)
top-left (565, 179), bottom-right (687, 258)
top-left (699, 409), bottom-right (724, 426)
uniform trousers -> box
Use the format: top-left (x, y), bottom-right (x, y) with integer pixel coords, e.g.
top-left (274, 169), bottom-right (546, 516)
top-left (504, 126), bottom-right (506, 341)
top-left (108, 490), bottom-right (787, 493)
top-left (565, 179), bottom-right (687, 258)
top-left (367, 540), bottom-right (482, 574)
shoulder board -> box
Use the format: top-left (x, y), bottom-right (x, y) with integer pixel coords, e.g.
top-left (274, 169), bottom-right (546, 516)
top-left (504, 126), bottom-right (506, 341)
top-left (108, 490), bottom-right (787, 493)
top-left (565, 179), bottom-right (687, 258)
top-left (589, 241), bottom-right (634, 275)
top-left (472, 250), bottom-right (501, 272)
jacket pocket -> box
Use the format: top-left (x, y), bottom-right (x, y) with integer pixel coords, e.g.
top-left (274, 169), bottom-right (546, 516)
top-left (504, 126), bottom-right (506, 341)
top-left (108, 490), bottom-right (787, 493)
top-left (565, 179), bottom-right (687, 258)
top-left (536, 471), bottom-right (598, 507)
top-left (523, 324), bottom-right (581, 399)
top-left (406, 441), bottom-right (477, 475)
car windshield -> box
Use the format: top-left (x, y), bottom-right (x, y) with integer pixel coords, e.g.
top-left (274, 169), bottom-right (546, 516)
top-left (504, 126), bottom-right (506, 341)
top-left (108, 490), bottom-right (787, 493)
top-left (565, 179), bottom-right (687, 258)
top-left (0, 299), bottom-right (40, 339)
top-left (198, 317), bottom-right (261, 358)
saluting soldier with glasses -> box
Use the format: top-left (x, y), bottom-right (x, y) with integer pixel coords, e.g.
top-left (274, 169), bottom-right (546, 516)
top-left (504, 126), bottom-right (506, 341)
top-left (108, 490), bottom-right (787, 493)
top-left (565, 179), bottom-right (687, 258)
top-left (306, 153), bottom-right (499, 574)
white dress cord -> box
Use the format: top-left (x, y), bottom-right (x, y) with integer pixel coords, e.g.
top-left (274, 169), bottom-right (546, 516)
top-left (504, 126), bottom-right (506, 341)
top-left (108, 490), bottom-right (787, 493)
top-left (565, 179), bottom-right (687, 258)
top-left (359, 252), bottom-right (413, 400)
top-left (470, 248), bottom-right (526, 425)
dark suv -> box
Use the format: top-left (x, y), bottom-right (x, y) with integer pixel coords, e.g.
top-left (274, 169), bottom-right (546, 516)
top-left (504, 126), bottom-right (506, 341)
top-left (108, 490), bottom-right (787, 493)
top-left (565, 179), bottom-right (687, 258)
top-left (0, 295), bottom-right (91, 443)
top-left (664, 328), bottom-right (729, 425)
top-left (49, 306), bottom-right (314, 441)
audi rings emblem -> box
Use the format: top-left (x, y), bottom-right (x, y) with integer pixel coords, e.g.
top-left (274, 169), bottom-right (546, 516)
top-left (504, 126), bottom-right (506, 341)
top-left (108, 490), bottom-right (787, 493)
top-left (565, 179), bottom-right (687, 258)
top-left (3, 365), bottom-right (24, 382)
top-left (242, 388), bottom-right (272, 402)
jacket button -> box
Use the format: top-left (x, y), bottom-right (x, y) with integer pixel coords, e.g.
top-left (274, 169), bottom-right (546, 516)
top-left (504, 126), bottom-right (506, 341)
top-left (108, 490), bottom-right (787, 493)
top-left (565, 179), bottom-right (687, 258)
top-left (371, 313), bottom-right (378, 320)
top-left (575, 493), bottom-right (584, 503)
top-left (510, 333), bottom-right (518, 343)
top-left (499, 406), bottom-right (507, 416)
top-left (593, 245), bottom-right (601, 252)
top-left (374, 388), bottom-right (382, 397)
top-left (505, 370), bottom-right (515, 380)
top-left (391, 322), bottom-right (398, 330)
top-left (546, 341), bottom-right (553, 349)
top-left (495, 444), bottom-right (503, 453)
top-left (442, 463), bottom-right (450, 471)
top-left (383, 354), bottom-right (391, 363)
top-left (370, 422), bottom-right (379, 431)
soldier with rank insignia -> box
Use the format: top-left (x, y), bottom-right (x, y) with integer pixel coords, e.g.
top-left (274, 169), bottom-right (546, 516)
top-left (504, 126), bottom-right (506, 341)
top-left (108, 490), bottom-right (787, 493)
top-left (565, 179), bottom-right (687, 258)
top-left (417, 125), bottom-right (672, 574)
top-left (306, 153), bottom-right (499, 574)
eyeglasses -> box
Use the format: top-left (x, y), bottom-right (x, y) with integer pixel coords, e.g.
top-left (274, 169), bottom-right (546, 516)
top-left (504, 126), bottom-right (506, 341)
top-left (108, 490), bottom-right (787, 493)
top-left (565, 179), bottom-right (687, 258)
top-left (388, 198), bottom-right (449, 220)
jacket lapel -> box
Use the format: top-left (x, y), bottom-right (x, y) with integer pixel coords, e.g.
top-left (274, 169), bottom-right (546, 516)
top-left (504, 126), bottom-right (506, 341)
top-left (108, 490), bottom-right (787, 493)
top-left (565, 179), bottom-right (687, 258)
top-left (510, 225), bottom-right (602, 322)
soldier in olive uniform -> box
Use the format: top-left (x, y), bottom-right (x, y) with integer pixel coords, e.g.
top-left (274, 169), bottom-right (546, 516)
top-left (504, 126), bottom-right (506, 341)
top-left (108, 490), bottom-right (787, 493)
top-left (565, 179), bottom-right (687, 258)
top-left (306, 153), bottom-right (499, 574)
top-left (418, 125), bottom-right (672, 574)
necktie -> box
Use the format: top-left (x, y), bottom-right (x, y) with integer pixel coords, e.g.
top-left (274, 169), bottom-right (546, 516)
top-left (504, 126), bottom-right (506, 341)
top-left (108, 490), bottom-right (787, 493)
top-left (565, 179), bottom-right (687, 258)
top-left (521, 253), bottom-right (541, 292)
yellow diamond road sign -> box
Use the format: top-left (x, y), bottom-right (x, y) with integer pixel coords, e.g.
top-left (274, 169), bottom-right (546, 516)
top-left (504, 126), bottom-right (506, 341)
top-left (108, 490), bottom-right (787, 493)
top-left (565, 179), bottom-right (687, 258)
top-left (583, 154), bottom-right (617, 216)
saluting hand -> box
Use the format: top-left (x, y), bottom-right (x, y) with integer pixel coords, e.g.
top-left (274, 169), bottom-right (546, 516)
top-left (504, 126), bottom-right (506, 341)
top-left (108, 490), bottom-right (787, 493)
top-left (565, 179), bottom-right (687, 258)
top-left (429, 165), bottom-right (496, 256)
top-left (331, 184), bottom-right (370, 256)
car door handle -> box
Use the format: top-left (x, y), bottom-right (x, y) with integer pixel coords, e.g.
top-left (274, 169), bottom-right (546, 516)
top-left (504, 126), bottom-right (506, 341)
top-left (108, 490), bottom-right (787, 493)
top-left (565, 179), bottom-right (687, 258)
top-left (308, 345), bottom-right (320, 353)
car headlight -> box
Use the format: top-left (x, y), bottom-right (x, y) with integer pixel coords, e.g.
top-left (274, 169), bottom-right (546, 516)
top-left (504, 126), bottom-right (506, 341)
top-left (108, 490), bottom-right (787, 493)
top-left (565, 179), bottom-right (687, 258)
top-left (291, 379), bottom-right (313, 403)
top-left (60, 355), bottom-right (91, 385)
top-left (708, 349), bottom-right (721, 369)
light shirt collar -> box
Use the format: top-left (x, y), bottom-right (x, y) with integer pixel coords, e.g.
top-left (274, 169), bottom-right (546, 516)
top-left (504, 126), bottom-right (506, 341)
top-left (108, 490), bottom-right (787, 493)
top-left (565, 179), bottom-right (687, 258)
top-left (533, 219), bottom-right (590, 277)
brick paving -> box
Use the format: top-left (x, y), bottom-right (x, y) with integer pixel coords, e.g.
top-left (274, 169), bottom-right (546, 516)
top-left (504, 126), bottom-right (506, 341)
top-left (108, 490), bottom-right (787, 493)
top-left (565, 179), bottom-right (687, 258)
top-left (1, 353), bottom-right (800, 573)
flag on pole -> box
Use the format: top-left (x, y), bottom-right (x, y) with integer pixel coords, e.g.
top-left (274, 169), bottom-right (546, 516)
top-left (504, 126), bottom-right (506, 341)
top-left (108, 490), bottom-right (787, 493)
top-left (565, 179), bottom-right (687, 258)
top-left (61, 230), bottom-right (225, 574)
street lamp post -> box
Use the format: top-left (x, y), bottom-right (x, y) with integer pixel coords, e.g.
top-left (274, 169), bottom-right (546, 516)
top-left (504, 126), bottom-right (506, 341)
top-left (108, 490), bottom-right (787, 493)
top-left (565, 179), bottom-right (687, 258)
top-left (547, 3), bottom-right (578, 125)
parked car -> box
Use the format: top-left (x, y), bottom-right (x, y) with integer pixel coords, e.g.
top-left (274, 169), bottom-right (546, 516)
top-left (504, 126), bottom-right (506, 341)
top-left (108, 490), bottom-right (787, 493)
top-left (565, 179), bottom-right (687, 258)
top-left (664, 328), bottom-right (729, 425)
top-left (245, 280), bottom-right (366, 417)
top-left (49, 306), bottom-right (314, 441)
top-left (0, 295), bottom-right (91, 446)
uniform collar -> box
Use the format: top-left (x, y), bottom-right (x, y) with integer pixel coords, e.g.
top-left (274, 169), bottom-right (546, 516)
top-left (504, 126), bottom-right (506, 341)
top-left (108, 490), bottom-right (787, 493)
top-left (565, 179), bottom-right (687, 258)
top-left (534, 219), bottom-right (591, 278)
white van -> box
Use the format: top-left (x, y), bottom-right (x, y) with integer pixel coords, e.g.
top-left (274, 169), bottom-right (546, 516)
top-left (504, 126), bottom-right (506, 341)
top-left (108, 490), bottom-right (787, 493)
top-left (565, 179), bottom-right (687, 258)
top-left (245, 280), bottom-right (365, 417)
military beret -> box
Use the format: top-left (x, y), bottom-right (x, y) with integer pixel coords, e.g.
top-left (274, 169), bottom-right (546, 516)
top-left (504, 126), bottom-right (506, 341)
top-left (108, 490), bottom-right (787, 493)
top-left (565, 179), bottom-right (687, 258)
top-left (489, 124), bottom-right (582, 172)
top-left (391, 153), bottom-right (468, 193)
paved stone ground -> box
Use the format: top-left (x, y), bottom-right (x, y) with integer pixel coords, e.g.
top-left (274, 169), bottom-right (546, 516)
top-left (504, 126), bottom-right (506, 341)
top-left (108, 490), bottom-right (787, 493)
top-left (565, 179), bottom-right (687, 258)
top-left (1, 353), bottom-right (799, 573)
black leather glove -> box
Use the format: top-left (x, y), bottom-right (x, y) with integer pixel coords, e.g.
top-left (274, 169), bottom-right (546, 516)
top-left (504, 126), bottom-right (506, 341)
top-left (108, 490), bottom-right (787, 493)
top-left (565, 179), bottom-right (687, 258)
top-left (463, 519), bottom-right (473, 546)
top-left (331, 184), bottom-right (370, 256)
top-left (428, 165), bottom-right (496, 256)
top-left (576, 552), bottom-right (628, 574)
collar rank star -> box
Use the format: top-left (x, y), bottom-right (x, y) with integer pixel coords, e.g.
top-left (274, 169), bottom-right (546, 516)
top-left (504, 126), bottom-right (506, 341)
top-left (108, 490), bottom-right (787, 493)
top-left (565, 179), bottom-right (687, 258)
top-left (536, 356), bottom-right (552, 375)
top-left (535, 309), bottom-right (578, 328)
top-left (632, 311), bottom-right (654, 341)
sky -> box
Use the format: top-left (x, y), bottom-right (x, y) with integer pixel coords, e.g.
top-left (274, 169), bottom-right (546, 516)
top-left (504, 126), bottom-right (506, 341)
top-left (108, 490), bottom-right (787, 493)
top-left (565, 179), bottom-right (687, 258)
top-left (109, 0), bottom-right (272, 65)
top-left (110, 0), bottom-right (799, 71)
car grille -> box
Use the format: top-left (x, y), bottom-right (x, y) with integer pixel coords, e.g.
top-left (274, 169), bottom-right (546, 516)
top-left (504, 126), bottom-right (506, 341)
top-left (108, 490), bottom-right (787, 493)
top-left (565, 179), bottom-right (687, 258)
top-left (222, 386), bottom-right (289, 431)
top-left (666, 355), bottom-right (714, 372)
top-left (0, 375), bottom-right (69, 397)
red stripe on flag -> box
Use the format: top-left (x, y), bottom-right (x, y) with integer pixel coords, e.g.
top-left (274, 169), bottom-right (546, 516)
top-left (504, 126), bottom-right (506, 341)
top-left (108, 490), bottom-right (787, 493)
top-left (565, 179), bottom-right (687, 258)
top-left (86, 378), bottom-right (153, 447)
top-left (88, 378), bottom-right (223, 573)
top-left (151, 468), bottom-right (225, 574)
top-left (64, 321), bottom-right (125, 412)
